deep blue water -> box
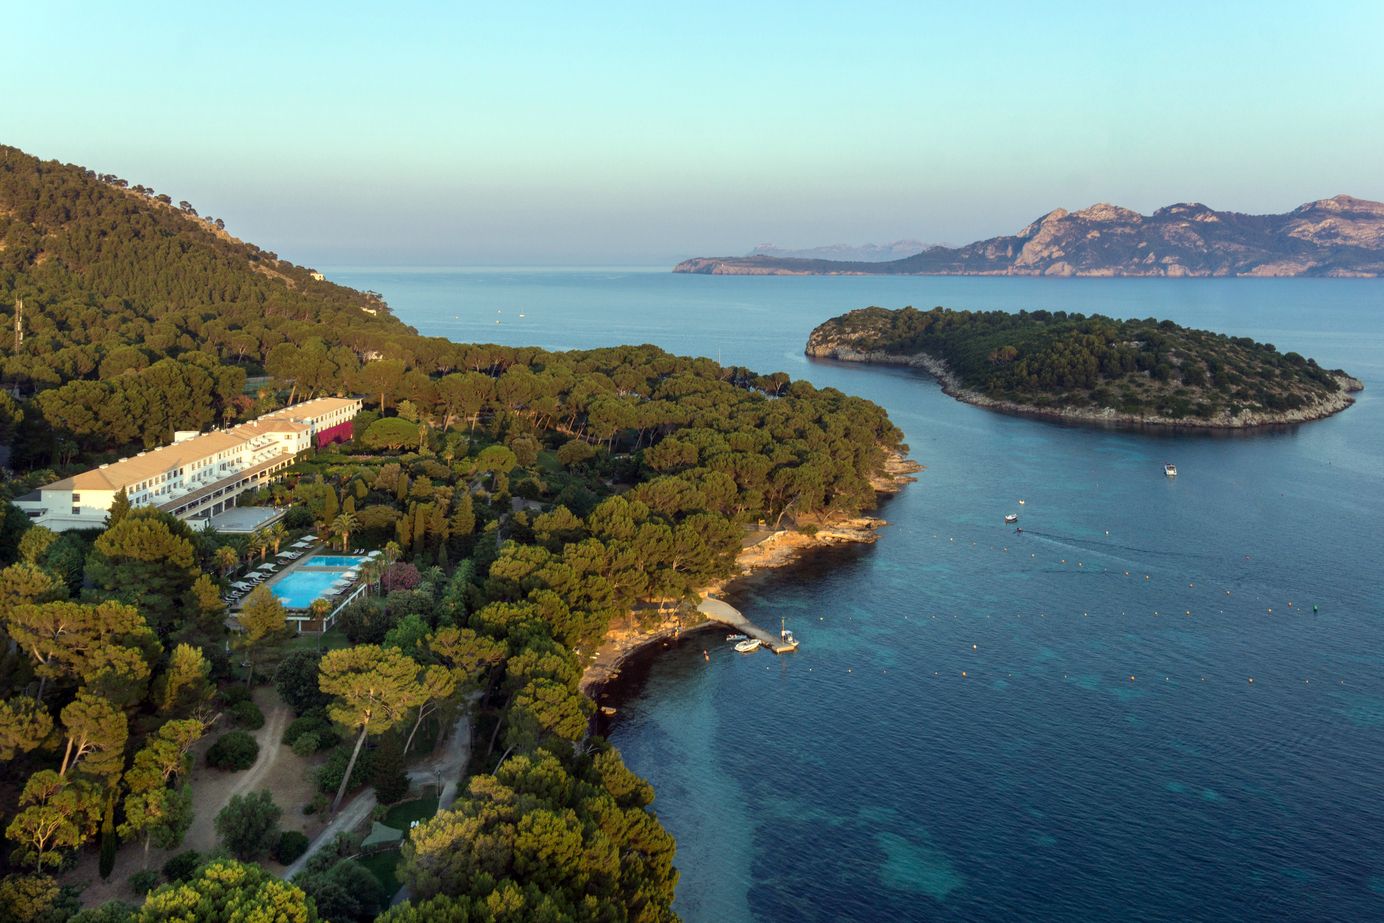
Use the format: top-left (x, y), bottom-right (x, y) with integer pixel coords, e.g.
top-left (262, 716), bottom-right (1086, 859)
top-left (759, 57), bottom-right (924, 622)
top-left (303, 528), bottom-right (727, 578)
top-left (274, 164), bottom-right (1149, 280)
top-left (335, 268), bottom-right (1384, 922)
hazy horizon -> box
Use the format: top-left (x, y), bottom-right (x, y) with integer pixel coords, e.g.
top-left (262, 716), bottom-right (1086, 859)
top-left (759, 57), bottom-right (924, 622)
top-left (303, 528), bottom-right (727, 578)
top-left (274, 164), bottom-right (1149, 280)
top-left (7, 1), bottom-right (1383, 267)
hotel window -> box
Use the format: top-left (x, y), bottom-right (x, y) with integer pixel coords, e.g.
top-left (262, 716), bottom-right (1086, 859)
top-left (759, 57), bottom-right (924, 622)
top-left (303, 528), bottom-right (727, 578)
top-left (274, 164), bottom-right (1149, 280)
top-left (72, 506), bottom-right (80, 515)
top-left (72, 493), bottom-right (81, 502)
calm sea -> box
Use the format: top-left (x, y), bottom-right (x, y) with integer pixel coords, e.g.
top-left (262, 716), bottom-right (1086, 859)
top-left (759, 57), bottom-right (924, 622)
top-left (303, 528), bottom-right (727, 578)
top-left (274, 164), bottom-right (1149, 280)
top-left (334, 268), bottom-right (1384, 922)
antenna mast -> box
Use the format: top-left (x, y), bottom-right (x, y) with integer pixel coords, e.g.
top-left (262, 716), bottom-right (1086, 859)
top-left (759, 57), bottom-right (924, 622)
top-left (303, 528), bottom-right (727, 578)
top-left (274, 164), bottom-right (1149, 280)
top-left (12, 298), bottom-right (21, 351)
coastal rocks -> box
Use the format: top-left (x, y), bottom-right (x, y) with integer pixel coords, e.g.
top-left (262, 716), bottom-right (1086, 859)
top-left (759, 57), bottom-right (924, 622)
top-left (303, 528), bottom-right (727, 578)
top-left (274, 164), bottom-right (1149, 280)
top-left (578, 446), bottom-right (921, 693)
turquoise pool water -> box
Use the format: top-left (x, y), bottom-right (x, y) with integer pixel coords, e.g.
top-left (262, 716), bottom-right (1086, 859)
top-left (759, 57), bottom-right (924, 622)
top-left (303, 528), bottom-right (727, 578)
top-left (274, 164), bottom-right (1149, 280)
top-left (309, 555), bottom-right (367, 568)
top-left (272, 570), bottom-right (348, 609)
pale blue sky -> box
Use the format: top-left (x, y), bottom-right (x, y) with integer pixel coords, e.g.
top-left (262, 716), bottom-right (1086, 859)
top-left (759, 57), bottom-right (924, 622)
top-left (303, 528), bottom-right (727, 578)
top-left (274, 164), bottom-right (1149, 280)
top-left (5, 1), bottom-right (1382, 265)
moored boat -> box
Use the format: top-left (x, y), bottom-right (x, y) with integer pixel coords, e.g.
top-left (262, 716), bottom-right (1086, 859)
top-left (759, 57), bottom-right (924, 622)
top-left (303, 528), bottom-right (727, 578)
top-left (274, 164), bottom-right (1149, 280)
top-left (1165, 463), bottom-right (1178, 478)
top-left (1004, 513), bottom-right (1018, 524)
top-left (734, 639), bottom-right (762, 653)
top-left (726, 633), bottom-right (748, 641)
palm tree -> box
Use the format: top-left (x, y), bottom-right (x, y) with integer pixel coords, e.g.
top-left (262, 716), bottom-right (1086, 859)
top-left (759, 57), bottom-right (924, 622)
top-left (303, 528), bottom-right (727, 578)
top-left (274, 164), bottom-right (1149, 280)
top-left (383, 541), bottom-right (402, 565)
top-left (331, 513), bottom-right (359, 553)
top-left (268, 522), bottom-right (287, 556)
top-left (248, 529), bottom-right (269, 563)
top-left (308, 597), bottom-right (332, 631)
top-left (213, 544), bottom-right (239, 577)
top-left (361, 558), bottom-right (385, 595)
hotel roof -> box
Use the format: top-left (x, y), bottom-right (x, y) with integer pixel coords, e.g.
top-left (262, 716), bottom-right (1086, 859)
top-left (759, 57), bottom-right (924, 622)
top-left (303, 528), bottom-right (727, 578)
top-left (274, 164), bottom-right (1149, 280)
top-left (40, 397), bottom-right (360, 493)
top-left (259, 396), bottom-right (359, 421)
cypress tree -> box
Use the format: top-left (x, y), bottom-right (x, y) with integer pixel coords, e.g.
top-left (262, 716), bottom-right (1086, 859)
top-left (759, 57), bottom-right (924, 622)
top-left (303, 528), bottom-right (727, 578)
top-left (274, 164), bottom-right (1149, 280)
top-left (106, 489), bottom-right (132, 528)
top-left (370, 735), bottom-right (409, 805)
top-left (98, 790), bottom-right (117, 880)
top-left (450, 493), bottom-right (475, 537)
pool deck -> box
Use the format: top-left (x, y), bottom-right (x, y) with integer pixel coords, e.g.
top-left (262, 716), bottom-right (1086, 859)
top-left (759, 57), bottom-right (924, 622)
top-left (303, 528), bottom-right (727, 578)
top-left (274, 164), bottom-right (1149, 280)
top-left (230, 544), bottom-right (368, 615)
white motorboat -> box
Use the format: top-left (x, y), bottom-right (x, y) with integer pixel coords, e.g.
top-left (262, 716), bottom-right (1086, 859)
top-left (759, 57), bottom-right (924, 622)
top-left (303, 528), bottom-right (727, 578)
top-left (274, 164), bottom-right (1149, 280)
top-left (734, 639), bottom-right (762, 653)
top-left (1165, 463), bottom-right (1178, 478)
top-left (726, 633), bottom-right (748, 641)
top-left (1004, 513), bottom-right (1019, 524)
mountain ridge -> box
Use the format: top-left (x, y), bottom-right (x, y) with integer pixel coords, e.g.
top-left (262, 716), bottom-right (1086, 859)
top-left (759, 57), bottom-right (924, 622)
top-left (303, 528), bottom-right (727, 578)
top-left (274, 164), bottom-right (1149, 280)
top-left (676, 196), bottom-right (1384, 277)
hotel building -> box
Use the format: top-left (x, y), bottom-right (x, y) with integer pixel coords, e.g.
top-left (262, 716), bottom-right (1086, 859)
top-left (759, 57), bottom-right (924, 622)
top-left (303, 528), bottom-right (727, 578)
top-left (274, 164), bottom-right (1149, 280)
top-left (16, 397), bottom-right (362, 531)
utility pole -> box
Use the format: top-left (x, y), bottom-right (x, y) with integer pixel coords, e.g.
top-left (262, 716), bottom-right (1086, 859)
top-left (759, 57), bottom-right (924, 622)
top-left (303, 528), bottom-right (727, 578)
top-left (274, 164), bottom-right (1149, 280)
top-left (12, 297), bottom-right (21, 352)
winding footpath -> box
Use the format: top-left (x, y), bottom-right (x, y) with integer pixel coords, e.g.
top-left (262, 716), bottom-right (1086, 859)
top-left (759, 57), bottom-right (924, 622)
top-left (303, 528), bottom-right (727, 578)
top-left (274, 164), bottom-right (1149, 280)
top-left (283, 707), bottom-right (474, 880)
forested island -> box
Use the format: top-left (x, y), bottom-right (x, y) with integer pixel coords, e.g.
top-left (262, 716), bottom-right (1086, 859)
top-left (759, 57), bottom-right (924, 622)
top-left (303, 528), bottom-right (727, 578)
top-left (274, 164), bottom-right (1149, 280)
top-left (807, 306), bottom-right (1362, 428)
top-left (0, 146), bottom-right (907, 920)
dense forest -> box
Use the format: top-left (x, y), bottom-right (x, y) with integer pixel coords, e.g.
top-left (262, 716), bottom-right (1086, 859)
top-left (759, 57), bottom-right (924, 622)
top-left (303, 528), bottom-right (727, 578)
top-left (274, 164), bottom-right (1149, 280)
top-left (807, 306), bottom-right (1359, 422)
top-left (0, 146), bottom-right (905, 921)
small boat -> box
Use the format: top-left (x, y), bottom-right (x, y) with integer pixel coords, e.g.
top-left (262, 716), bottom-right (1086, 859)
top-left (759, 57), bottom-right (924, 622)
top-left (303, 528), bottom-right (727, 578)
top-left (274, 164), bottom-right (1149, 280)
top-left (1164, 463), bottom-right (1178, 478)
top-left (725, 633), bottom-right (748, 642)
top-left (599, 706), bottom-right (618, 717)
top-left (1004, 513), bottom-right (1019, 524)
top-left (734, 639), bottom-right (762, 653)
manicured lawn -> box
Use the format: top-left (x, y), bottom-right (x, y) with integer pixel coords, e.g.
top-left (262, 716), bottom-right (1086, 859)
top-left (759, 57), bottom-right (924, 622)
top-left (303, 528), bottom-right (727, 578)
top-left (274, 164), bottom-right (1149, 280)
top-left (282, 629), bottom-right (350, 655)
top-left (382, 792), bottom-right (439, 830)
top-left (359, 849), bottom-right (402, 895)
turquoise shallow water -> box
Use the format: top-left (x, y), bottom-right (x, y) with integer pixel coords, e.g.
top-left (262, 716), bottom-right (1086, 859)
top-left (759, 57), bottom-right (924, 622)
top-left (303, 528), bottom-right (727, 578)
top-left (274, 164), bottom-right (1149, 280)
top-left (335, 269), bottom-right (1384, 921)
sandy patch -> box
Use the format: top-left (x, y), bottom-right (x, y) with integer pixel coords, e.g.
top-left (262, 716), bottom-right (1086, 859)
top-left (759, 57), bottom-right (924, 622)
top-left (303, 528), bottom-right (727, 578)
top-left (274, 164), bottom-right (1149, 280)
top-left (66, 687), bottom-right (326, 907)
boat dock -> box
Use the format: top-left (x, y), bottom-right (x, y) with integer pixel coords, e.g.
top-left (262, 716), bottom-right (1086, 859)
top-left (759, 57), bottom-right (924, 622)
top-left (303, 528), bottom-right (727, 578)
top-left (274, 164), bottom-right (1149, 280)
top-left (697, 597), bottom-right (799, 653)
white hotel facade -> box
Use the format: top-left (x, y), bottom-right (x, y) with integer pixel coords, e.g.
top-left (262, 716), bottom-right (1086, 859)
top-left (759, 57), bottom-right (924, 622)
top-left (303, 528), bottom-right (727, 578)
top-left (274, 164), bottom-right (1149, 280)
top-left (16, 397), bottom-right (362, 531)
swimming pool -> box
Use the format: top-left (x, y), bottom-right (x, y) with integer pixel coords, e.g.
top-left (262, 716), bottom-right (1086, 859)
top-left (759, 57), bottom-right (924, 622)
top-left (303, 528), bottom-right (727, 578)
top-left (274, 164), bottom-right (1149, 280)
top-left (271, 571), bottom-right (349, 609)
top-left (309, 555), bottom-right (367, 568)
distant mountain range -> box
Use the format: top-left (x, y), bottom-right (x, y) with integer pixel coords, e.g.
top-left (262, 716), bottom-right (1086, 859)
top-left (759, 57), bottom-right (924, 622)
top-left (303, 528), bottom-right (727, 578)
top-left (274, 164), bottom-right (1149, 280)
top-left (748, 240), bottom-right (933, 262)
top-left (675, 196), bottom-right (1384, 277)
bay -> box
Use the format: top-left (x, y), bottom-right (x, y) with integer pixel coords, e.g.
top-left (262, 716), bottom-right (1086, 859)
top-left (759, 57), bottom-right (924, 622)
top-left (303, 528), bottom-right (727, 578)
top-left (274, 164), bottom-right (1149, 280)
top-left (332, 268), bottom-right (1384, 921)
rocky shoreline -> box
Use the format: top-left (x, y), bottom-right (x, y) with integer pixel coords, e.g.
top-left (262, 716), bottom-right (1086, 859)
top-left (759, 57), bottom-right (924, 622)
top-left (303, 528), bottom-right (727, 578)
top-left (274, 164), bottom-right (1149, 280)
top-left (577, 449), bottom-right (921, 695)
top-left (807, 345), bottom-right (1363, 430)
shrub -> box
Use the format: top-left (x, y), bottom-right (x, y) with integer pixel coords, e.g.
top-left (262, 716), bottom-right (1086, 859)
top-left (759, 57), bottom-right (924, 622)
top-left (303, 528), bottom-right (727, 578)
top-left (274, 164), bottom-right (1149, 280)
top-left (316, 746), bottom-right (374, 796)
top-left (382, 562), bottom-right (422, 592)
top-left (284, 506), bottom-right (314, 529)
top-left (271, 830), bottom-right (310, 865)
top-left (219, 685), bottom-right (252, 707)
top-left (291, 733), bottom-right (321, 758)
top-left (70, 900), bottom-right (138, 923)
top-left (229, 700), bottom-right (265, 730)
top-left (275, 651), bottom-right (329, 715)
top-left (214, 790), bottom-right (282, 860)
top-left (283, 715), bottom-right (325, 745)
top-left (161, 850), bottom-right (202, 882)
top-left (338, 599), bottom-right (393, 644)
top-left (296, 858), bottom-right (386, 923)
top-left (127, 869), bottom-right (160, 896)
top-left (206, 730), bottom-right (259, 771)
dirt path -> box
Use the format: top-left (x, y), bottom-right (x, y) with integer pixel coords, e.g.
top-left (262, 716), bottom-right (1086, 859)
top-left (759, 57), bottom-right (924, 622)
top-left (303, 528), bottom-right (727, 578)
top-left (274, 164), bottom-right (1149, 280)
top-left (66, 687), bottom-right (325, 907)
top-left (181, 689), bottom-right (305, 857)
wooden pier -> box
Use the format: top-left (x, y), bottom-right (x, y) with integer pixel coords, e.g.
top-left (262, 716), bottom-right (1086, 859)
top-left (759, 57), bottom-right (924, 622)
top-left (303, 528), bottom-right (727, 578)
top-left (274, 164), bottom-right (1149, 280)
top-left (697, 597), bottom-right (799, 654)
